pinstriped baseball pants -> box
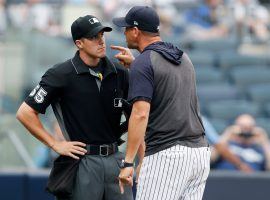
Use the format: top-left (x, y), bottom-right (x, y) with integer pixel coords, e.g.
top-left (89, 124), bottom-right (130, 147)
top-left (136, 145), bottom-right (211, 200)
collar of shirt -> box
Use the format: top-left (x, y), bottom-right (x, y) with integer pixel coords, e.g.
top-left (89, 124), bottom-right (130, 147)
top-left (71, 51), bottom-right (117, 79)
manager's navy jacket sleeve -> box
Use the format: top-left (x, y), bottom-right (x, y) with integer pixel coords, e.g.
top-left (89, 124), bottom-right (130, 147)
top-left (128, 51), bottom-right (154, 103)
top-left (24, 68), bottom-right (64, 114)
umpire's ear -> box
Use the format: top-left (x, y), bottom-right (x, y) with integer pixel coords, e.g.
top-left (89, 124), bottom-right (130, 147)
top-left (75, 39), bottom-right (83, 49)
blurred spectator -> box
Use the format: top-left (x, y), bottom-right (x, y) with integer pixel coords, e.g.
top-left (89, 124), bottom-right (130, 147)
top-left (228, 0), bottom-right (269, 41)
top-left (184, 0), bottom-right (229, 40)
top-left (66, 0), bottom-right (88, 4)
top-left (202, 116), bottom-right (252, 172)
top-left (156, 3), bottom-right (180, 37)
top-left (100, 0), bottom-right (122, 21)
top-left (7, 0), bottom-right (61, 36)
top-left (66, 0), bottom-right (100, 5)
top-left (212, 114), bottom-right (270, 171)
top-left (0, 0), bottom-right (7, 37)
top-left (106, 0), bottom-right (152, 23)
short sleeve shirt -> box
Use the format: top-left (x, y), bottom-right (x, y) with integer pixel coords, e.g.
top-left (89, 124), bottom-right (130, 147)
top-left (127, 42), bottom-right (207, 156)
top-left (26, 68), bottom-right (65, 114)
top-left (128, 50), bottom-right (154, 103)
top-left (25, 52), bottom-right (129, 144)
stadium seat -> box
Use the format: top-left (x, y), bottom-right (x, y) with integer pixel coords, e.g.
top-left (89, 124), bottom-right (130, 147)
top-left (228, 65), bottom-right (268, 73)
top-left (265, 103), bottom-right (270, 117)
top-left (162, 34), bottom-right (182, 47)
top-left (209, 118), bottom-right (229, 134)
top-left (218, 53), bottom-right (267, 71)
top-left (247, 83), bottom-right (270, 103)
top-left (188, 51), bottom-right (215, 67)
top-left (230, 67), bottom-right (270, 89)
top-left (207, 100), bottom-right (261, 121)
top-left (195, 66), bottom-right (224, 84)
top-left (190, 38), bottom-right (237, 52)
top-left (256, 118), bottom-right (270, 136)
top-left (197, 83), bottom-right (239, 103)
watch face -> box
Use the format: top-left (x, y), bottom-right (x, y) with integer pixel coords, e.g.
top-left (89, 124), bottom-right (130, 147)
top-left (120, 159), bottom-right (134, 168)
top-left (120, 159), bottom-right (125, 168)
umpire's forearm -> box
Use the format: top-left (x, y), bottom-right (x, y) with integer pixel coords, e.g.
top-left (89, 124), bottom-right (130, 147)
top-left (16, 102), bottom-right (55, 148)
top-left (125, 101), bottom-right (150, 163)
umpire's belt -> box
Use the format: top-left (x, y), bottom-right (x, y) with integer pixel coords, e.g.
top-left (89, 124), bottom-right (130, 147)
top-left (86, 142), bottom-right (118, 156)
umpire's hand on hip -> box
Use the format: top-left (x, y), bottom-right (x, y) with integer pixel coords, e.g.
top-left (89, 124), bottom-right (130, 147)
top-left (118, 167), bottom-right (134, 194)
top-left (51, 141), bottom-right (87, 159)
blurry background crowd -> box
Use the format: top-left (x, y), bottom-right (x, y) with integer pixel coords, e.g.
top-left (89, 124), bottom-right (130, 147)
top-left (1, 0), bottom-right (270, 174)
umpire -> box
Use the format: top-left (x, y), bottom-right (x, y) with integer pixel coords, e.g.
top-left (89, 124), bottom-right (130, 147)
top-left (16, 15), bottom-right (133, 200)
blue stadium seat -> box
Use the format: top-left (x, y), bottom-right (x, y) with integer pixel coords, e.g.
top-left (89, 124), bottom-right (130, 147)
top-left (247, 83), bottom-right (270, 103)
top-left (195, 66), bottom-right (224, 84)
top-left (228, 65), bottom-right (268, 73)
top-left (197, 83), bottom-right (239, 103)
top-left (265, 103), bottom-right (270, 117)
top-left (218, 53), bottom-right (267, 71)
top-left (207, 100), bottom-right (261, 121)
top-left (209, 118), bottom-right (229, 134)
top-left (190, 38), bottom-right (237, 52)
top-left (230, 67), bottom-right (270, 89)
top-left (256, 118), bottom-right (270, 136)
top-left (188, 51), bottom-right (215, 67)
top-left (162, 34), bottom-right (182, 47)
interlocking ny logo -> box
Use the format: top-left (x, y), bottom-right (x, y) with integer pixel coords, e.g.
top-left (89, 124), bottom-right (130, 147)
top-left (89, 18), bottom-right (99, 24)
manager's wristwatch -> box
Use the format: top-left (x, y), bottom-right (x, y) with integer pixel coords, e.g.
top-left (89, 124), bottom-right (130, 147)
top-left (120, 159), bottom-right (134, 168)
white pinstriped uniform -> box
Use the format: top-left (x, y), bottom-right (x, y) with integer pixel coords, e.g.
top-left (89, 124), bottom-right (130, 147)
top-left (136, 145), bottom-right (211, 200)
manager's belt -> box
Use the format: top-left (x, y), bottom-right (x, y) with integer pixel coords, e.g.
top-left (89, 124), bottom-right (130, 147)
top-left (86, 142), bottom-right (118, 156)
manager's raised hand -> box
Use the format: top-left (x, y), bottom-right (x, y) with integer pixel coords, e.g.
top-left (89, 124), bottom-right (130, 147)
top-left (111, 45), bottom-right (134, 68)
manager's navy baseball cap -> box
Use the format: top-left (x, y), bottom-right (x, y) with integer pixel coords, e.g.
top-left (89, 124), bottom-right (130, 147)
top-left (71, 15), bottom-right (112, 42)
top-left (112, 6), bottom-right (160, 33)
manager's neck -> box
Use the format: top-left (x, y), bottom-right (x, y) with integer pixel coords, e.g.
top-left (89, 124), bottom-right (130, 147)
top-left (138, 36), bottom-right (162, 53)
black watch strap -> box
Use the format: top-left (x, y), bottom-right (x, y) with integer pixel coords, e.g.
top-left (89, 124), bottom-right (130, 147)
top-left (120, 159), bottom-right (134, 168)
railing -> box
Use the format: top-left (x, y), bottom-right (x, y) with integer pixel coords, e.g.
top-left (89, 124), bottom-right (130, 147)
top-left (0, 129), bottom-right (37, 169)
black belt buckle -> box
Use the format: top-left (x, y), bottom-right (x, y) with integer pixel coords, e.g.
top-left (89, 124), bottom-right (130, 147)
top-left (100, 144), bottom-right (109, 156)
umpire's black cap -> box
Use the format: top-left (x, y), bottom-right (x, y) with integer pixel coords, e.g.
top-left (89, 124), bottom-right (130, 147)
top-left (71, 15), bottom-right (112, 42)
top-left (112, 6), bottom-right (160, 33)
